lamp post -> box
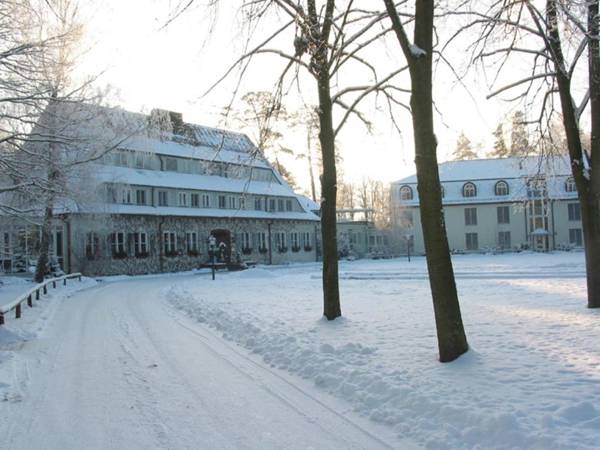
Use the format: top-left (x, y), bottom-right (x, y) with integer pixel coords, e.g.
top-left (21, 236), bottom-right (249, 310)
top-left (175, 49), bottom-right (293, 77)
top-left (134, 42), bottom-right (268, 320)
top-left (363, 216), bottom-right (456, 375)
top-left (208, 234), bottom-right (217, 280)
top-left (404, 234), bottom-right (412, 262)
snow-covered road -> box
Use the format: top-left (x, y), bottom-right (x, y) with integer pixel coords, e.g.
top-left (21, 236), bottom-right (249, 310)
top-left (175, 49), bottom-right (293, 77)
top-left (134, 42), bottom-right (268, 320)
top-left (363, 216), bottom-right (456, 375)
top-left (0, 276), bottom-right (400, 450)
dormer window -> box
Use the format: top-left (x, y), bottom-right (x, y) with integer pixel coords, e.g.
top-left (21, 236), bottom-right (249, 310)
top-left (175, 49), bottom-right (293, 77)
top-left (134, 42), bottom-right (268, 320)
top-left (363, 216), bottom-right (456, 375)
top-left (565, 177), bottom-right (576, 192)
top-left (399, 185), bottom-right (413, 200)
top-left (495, 180), bottom-right (509, 196)
top-left (462, 182), bottom-right (477, 198)
top-left (440, 186), bottom-right (445, 198)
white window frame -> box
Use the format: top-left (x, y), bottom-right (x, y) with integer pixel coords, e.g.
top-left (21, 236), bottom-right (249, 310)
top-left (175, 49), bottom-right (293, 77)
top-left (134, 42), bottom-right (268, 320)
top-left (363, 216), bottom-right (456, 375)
top-left (399, 185), bottom-right (413, 200)
top-left (191, 193), bottom-right (200, 208)
top-left (178, 192), bottom-right (189, 207)
top-left (241, 232), bottom-right (251, 250)
top-left (158, 191), bottom-right (168, 206)
top-left (302, 231), bottom-right (311, 249)
top-left (186, 231), bottom-right (198, 253)
top-left (136, 189), bottom-right (146, 205)
top-left (163, 231), bottom-right (176, 254)
top-left (112, 232), bottom-right (126, 256)
top-left (121, 188), bottom-right (133, 204)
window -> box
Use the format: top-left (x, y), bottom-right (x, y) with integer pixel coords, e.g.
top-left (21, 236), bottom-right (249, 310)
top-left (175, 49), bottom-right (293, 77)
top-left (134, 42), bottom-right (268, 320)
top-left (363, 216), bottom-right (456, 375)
top-left (278, 199), bottom-right (285, 211)
top-left (276, 232), bottom-right (287, 251)
top-left (158, 191), bottom-right (168, 206)
top-left (269, 199), bottom-right (276, 211)
top-left (186, 232), bottom-right (199, 254)
top-left (228, 196), bottom-right (236, 209)
top-left (257, 232), bottom-right (268, 251)
top-left (178, 192), bottom-right (189, 207)
top-left (163, 231), bottom-right (176, 255)
top-left (565, 177), bottom-right (576, 192)
top-left (121, 189), bottom-right (133, 204)
top-left (498, 231), bottom-right (511, 249)
top-left (495, 180), bottom-right (509, 196)
top-left (202, 194), bottom-right (210, 208)
top-left (191, 193), bottom-right (200, 208)
top-left (291, 232), bottom-right (300, 251)
top-left (286, 199), bottom-right (293, 211)
top-left (111, 232), bottom-right (126, 257)
top-left (134, 232), bottom-right (148, 257)
top-left (240, 232), bottom-right (251, 251)
top-left (464, 207), bottom-right (477, 226)
top-left (85, 232), bottom-right (98, 259)
top-left (440, 186), bottom-right (445, 198)
top-left (136, 189), bottom-right (146, 205)
top-left (399, 185), bottom-right (413, 200)
top-left (462, 182), bottom-right (477, 198)
top-left (527, 178), bottom-right (547, 198)
top-left (254, 198), bottom-right (262, 211)
top-left (569, 228), bottom-right (583, 247)
top-left (466, 232), bottom-right (478, 250)
top-left (239, 197), bottom-right (245, 209)
top-left (165, 157), bottom-right (177, 172)
top-left (218, 195), bottom-right (226, 209)
top-left (497, 206), bottom-right (510, 224)
top-left (302, 231), bottom-right (312, 250)
top-left (568, 203), bottom-right (581, 221)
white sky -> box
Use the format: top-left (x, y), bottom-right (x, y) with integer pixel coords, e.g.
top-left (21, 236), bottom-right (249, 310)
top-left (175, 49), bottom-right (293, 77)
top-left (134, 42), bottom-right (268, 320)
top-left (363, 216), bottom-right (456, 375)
top-left (76, 0), bottom-right (516, 194)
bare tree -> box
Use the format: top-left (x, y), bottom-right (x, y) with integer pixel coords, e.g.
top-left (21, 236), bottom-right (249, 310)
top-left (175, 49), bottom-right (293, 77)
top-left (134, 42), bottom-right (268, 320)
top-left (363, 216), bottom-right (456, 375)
top-left (383, 0), bottom-right (469, 362)
top-left (188, 1), bottom-right (408, 320)
top-left (468, 0), bottom-right (600, 308)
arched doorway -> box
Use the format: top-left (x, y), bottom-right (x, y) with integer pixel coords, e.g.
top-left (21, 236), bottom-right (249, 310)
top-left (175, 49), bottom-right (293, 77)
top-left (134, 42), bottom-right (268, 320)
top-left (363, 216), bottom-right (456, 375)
top-left (211, 229), bottom-right (232, 263)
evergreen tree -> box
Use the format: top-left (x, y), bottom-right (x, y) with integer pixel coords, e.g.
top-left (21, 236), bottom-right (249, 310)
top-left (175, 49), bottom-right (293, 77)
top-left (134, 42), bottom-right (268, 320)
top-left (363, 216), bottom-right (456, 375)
top-left (509, 110), bottom-right (529, 156)
top-left (489, 123), bottom-right (509, 158)
top-left (452, 132), bottom-right (478, 160)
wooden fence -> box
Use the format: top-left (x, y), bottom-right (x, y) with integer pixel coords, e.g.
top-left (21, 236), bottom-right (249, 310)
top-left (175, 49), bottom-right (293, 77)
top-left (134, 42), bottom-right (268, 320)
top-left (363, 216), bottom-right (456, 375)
top-left (0, 273), bottom-right (82, 326)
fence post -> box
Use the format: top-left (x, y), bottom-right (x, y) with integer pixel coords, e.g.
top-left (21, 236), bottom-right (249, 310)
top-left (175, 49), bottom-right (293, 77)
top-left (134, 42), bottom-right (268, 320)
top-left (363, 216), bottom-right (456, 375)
top-left (36, 289), bottom-right (40, 300)
top-left (43, 284), bottom-right (47, 295)
top-left (78, 275), bottom-right (81, 282)
top-left (27, 295), bottom-right (32, 307)
top-left (63, 278), bottom-right (67, 286)
top-left (15, 303), bottom-right (21, 319)
top-left (53, 280), bottom-right (56, 288)
top-left (0, 312), bottom-right (4, 325)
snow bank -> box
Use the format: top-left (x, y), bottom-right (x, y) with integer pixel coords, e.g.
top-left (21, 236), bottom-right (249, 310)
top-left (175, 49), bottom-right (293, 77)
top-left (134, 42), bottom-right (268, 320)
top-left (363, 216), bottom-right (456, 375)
top-left (166, 253), bottom-right (599, 449)
top-left (0, 277), bottom-right (97, 402)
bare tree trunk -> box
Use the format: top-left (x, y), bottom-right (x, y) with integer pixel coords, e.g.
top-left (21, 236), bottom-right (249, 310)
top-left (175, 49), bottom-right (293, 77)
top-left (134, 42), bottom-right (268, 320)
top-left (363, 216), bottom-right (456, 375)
top-left (307, 131), bottom-right (317, 202)
top-left (385, 0), bottom-right (468, 361)
top-left (317, 70), bottom-right (341, 320)
top-left (545, 0), bottom-right (600, 308)
top-left (35, 204), bottom-right (53, 283)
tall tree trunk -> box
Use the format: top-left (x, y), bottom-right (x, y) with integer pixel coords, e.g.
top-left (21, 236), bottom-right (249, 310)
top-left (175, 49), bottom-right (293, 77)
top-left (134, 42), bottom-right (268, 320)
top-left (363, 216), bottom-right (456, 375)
top-left (545, 0), bottom-right (600, 308)
top-left (385, 0), bottom-right (468, 361)
top-left (317, 70), bottom-right (341, 320)
top-left (307, 131), bottom-right (317, 202)
top-left (35, 203), bottom-right (54, 283)
top-left (586, 0), bottom-right (600, 308)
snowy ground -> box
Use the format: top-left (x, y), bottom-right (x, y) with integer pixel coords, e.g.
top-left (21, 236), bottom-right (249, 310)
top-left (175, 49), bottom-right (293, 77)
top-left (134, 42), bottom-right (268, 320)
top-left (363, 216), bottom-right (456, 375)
top-left (0, 251), bottom-right (598, 449)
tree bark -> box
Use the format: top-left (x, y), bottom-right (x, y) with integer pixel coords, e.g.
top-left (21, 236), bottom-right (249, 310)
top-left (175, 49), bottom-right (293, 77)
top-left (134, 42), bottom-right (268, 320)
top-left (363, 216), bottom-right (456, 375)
top-left (35, 204), bottom-right (53, 283)
top-left (317, 69), bottom-right (341, 320)
top-left (545, 0), bottom-right (600, 308)
top-left (384, 0), bottom-right (468, 361)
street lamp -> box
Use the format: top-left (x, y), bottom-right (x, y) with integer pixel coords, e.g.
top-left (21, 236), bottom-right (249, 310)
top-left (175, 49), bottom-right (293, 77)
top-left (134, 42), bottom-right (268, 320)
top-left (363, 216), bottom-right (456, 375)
top-left (208, 234), bottom-right (217, 280)
top-left (404, 234), bottom-right (413, 262)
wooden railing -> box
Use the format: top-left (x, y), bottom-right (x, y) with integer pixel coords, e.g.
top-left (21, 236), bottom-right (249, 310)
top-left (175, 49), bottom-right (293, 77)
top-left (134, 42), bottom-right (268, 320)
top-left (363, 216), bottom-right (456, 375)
top-left (0, 273), bottom-right (82, 326)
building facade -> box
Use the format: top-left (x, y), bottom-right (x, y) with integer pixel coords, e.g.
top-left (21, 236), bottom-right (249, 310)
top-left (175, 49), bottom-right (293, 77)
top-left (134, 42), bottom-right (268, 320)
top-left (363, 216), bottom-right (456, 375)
top-left (1, 107), bottom-right (320, 276)
top-left (390, 157), bottom-right (583, 254)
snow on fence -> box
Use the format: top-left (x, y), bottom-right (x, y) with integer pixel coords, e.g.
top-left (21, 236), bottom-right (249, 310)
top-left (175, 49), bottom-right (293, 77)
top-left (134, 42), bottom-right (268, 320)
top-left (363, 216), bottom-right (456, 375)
top-left (0, 273), bottom-right (82, 325)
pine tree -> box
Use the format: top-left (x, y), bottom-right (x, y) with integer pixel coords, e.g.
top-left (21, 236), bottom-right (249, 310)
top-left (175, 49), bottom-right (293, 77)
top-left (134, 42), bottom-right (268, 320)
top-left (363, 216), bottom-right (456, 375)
top-left (509, 110), bottom-right (529, 156)
top-left (452, 132), bottom-right (478, 160)
top-left (489, 123), bottom-right (509, 158)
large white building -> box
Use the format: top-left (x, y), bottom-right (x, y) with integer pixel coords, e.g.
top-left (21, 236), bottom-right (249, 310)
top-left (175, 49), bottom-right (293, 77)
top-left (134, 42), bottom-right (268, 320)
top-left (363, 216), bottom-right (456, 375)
top-left (0, 106), bottom-right (320, 275)
top-left (391, 156), bottom-right (583, 254)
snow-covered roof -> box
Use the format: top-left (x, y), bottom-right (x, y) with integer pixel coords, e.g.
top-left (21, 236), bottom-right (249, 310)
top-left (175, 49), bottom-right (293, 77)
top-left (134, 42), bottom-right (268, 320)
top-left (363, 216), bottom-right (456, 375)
top-left (296, 195), bottom-right (320, 212)
top-left (393, 156), bottom-right (572, 184)
top-left (81, 204), bottom-right (320, 222)
top-left (392, 156), bottom-right (577, 206)
top-left (95, 165), bottom-right (293, 197)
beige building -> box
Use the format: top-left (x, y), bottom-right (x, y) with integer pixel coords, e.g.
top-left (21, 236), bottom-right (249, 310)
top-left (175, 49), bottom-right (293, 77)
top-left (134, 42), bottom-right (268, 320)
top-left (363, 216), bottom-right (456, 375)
top-left (391, 157), bottom-right (583, 254)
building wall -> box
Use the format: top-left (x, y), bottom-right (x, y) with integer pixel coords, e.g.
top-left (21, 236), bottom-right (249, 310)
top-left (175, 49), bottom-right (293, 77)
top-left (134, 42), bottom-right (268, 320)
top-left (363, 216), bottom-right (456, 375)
top-left (67, 214), bottom-right (317, 276)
